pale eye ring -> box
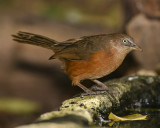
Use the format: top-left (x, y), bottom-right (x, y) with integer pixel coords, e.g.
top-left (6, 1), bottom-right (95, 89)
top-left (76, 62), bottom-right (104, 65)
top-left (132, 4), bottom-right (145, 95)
top-left (122, 39), bottom-right (127, 43)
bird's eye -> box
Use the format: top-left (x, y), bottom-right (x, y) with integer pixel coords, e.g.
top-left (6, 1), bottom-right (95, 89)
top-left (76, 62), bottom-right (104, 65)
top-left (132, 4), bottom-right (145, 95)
top-left (122, 39), bottom-right (128, 44)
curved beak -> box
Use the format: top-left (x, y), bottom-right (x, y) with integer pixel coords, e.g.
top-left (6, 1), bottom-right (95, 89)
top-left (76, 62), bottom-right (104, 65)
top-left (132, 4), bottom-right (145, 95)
top-left (133, 44), bottom-right (142, 52)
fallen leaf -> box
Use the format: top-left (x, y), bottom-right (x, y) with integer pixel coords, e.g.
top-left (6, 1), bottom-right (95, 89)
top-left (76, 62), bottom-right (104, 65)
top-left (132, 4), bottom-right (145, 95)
top-left (108, 112), bottom-right (147, 126)
top-left (108, 112), bottom-right (147, 121)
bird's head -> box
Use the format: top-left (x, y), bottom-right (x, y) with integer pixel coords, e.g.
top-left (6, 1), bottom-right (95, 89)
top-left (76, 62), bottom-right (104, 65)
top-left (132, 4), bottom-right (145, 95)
top-left (109, 33), bottom-right (142, 53)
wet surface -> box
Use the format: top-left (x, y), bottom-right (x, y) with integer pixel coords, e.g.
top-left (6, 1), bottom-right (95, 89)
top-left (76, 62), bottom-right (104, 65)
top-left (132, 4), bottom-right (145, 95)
top-left (96, 97), bottom-right (160, 127)
top-left (94, 76), bottom-right (160, 127)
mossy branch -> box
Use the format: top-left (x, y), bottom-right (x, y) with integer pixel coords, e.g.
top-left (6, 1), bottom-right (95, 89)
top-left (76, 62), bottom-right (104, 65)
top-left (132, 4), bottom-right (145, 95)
top-left (16, 75), bottom-right (160, 128)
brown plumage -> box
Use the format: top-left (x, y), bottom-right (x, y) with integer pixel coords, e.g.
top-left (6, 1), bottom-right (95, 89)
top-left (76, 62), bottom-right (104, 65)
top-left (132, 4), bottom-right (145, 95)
top-left (12, 31), bottom-right (142, 94)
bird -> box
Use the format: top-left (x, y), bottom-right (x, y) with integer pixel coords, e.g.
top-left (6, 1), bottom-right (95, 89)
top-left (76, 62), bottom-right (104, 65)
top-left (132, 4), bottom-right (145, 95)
top-left (12, 31), bottom-right (142, 95)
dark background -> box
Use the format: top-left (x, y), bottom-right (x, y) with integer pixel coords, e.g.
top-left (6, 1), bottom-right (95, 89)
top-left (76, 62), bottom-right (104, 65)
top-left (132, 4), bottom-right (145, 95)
top-left (0, 0), bottom-right (160, 127)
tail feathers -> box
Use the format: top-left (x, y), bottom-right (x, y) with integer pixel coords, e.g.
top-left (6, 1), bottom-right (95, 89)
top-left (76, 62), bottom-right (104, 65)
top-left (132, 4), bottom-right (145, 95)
top-left (12, 31), bottom-right (58, 50)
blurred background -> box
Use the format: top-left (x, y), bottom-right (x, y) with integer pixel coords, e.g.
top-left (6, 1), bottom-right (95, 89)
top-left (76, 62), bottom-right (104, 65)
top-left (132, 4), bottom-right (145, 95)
top-left (0, 0), bottom-right (160, 127)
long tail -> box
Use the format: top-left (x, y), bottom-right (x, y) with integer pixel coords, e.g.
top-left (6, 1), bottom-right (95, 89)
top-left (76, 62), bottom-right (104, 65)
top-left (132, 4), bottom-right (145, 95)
top-left (12, 31), bottom-right (58, 50)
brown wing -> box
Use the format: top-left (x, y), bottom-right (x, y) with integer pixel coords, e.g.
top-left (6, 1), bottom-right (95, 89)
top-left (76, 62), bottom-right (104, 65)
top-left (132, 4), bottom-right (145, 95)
top-left (51, 34), bottom-right (108, 60)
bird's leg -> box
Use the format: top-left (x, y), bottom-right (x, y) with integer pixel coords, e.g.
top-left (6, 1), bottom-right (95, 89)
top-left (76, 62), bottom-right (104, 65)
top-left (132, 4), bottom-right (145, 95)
top-left (92, 79), bottom-right (109, 90)
top-left (91, 79), bottom-right (119, 96)
top-left (76, 83), bottom-right (96, 95)
top-left (72, 78), bottom-right (96, 95)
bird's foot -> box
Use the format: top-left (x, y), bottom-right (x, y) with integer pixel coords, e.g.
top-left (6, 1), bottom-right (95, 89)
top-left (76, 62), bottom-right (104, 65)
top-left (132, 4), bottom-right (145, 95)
top-left (80, 89), bottom-right (106, 97)
top-left (80, 91), bottom-right (96, 97)
top-left (76, 81), bottom-right (119, 97)
top-left (79, 87), bottom-right (119, 97)
top-left (91, 85), bottom-right (120, 97)
top-left (92, 79), bottom-right (120, 97)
